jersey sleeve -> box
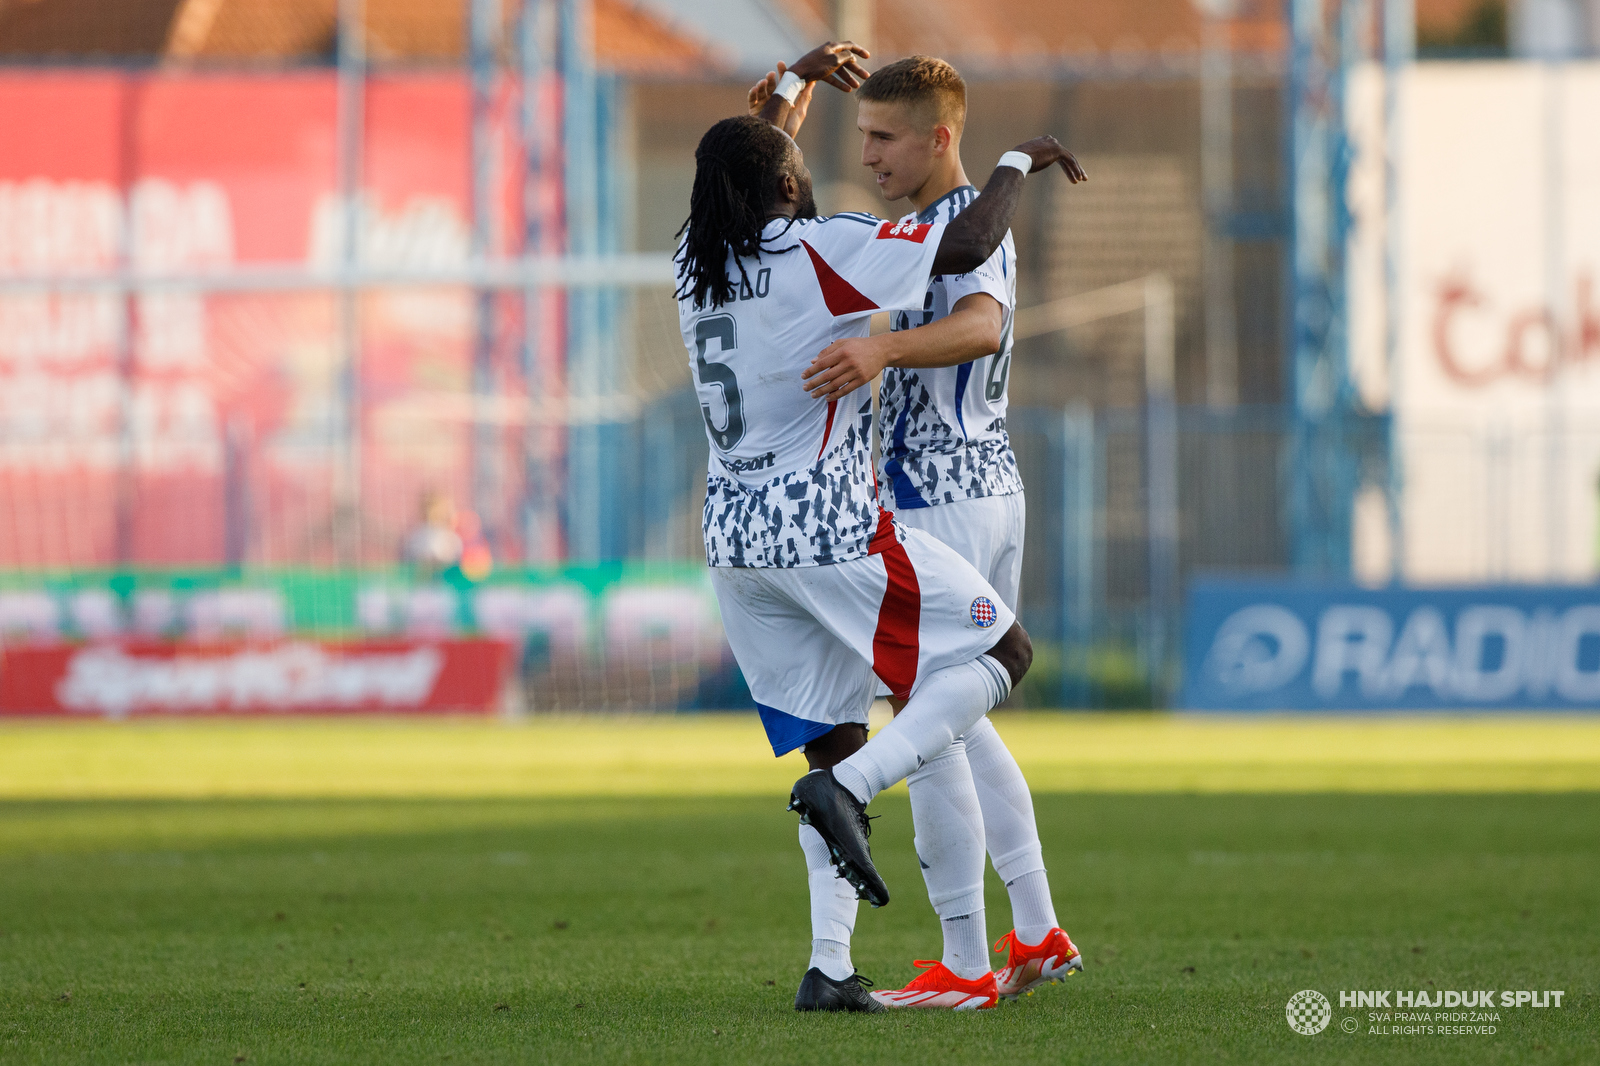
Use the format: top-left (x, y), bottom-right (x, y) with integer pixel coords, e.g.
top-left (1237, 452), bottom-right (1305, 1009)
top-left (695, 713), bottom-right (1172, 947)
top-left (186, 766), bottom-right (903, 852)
top-left (941, 233), bottom-right (1012, 311)
top-left (797, 216), bottom-right (949, 320)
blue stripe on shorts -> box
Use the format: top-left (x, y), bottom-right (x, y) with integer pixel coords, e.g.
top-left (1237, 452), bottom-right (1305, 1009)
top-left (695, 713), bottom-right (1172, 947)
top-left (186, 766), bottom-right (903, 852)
top-left (757, 703), bottom-right (837, 757)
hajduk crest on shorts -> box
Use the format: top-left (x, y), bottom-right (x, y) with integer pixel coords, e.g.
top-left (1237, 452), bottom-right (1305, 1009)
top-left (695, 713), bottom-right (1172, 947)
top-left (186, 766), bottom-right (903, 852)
top-left (970, 596), bottom-right (998, 628)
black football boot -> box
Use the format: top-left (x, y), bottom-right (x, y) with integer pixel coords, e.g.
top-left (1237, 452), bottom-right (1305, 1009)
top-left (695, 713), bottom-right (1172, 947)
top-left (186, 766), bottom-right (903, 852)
top-left (794, 968), bottom-right (886, 1013)
top-left (788, 770), bottom-right (890, 907)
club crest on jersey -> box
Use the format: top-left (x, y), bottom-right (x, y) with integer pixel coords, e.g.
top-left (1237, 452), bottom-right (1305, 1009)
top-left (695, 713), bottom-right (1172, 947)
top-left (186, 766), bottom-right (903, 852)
top-left (970, 596), bottom-right (997, 628)
top-left (877, 221), bottom-right (932, 243)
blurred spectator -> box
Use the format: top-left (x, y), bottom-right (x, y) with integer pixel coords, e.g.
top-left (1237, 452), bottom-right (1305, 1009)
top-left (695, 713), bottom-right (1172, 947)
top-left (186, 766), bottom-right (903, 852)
top-left (401, 492), bottom-right (493, 585)
top-left (401, 493), bottom-right (464, 580)
top-left (455, 510), bottom-right (494, 583)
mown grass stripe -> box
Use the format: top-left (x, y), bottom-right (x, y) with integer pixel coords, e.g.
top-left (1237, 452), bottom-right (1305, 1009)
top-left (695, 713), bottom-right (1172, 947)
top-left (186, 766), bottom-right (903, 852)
top-left (1, 713), bottom-right (1598, 798)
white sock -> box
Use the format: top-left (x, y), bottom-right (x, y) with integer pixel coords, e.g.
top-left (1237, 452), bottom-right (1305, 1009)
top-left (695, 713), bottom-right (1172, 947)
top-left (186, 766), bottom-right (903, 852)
top-left (908, 740), bottom-right (986, 917)
top-left (1005, 870), bottom-right (1058, 946)
top-left (963, 715), bottom-right (1058, 943)
top-left (810, 937), bottom-right (853, 982)
top-left (907, 739), bottom-right (988, 976)
top-left (941, 909), bottom-right (990, 981)
top-left (799, 824), bottom-right (857, 981)
top-left (833, 655), bottom-right (1011, 805)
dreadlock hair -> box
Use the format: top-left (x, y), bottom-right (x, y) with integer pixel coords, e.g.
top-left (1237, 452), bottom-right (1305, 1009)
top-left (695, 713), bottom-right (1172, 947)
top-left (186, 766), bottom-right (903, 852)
top-left (675, 115), bottom-right (801, 310)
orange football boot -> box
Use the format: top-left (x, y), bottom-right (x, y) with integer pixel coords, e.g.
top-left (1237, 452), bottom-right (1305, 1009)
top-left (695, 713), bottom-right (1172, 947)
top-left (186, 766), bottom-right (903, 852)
top-left (868, 960), bottom-right (999, 1011)
top-left (994, 927), bottom-right (1083, 999)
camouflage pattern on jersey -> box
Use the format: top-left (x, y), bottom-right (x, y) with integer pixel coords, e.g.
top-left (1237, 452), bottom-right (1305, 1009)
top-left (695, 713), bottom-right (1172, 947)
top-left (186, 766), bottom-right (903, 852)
top-left (879, 399), bottom-right (1023, 510)
top-left (703, 404), bottom-right (903, 568)
top-left (876, 187), bottom-right (1021, 511)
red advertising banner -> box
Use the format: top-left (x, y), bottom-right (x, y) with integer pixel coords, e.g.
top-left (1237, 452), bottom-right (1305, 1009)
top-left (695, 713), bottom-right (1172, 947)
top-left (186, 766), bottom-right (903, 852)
top-left (0, 638), bottom-right (510, 717)
top-left (0, 70), bottom-right (567, 569)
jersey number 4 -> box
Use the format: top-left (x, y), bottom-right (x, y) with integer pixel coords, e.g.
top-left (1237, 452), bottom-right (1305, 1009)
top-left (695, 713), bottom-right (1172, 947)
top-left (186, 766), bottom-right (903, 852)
top-left (695, 315), bottom-right (746, 451)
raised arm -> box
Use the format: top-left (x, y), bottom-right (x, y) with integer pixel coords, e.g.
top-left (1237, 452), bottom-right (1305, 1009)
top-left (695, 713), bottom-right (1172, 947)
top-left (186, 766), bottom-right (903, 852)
top-left (930, 136), bottom-right (1087, 276)
top-left (755, 41), bottom-right (871, 132)
top-left (801, 140), bottom-right (1085, 400)
top-left (748, 66), bottom-right (815, 139)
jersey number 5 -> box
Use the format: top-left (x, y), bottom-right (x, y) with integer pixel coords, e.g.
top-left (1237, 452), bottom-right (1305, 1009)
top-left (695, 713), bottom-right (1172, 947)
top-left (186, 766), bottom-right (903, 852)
top-left (695, 315), bottom-right (745, 451)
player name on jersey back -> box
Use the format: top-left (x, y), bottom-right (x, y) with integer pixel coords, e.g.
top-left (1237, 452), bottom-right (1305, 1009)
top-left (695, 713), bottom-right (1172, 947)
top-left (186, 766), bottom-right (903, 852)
top-left (677, 213), bottom-right (947, 567)
top-left (879, 185), bottom-right (1024, 511)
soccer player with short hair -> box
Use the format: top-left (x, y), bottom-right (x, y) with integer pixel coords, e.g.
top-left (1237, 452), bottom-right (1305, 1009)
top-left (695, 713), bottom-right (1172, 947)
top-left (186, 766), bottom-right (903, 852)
top-left (684, 41), bottom-right (1082, 1013)
top-left (751, 54), bottom-right (1085, 1009)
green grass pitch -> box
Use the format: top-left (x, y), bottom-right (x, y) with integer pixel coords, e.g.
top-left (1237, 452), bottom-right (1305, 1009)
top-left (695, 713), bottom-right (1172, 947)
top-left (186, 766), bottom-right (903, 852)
top-left (2, 789), bottom-right (1595, 1064)
top-left (1, 716), bottom-right (1596, 1063)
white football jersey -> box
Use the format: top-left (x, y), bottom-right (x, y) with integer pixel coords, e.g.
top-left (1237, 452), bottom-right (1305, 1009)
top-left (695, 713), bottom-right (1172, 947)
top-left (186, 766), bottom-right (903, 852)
top-left (677, 212), bottom-right (948, 568)
top-left (878, 185), bottom-right (1022, 510)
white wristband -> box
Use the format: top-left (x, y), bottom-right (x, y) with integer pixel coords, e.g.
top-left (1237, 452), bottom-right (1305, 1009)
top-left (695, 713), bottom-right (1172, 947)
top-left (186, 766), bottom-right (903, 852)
top-left (998, 151), bottom-right (1033, 175)
top-left (775, 70), bottom-right (804, 106)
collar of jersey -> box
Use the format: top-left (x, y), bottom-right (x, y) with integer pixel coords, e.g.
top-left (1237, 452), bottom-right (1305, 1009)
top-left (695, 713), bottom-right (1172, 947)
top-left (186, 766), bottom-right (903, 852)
top-left (760, 215), bottom-right (805, 251)
top-left (917, 184), bottom-right (979, 225)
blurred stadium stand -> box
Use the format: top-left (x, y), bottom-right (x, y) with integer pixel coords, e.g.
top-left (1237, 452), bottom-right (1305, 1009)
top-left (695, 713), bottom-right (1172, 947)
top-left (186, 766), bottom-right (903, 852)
top-left (0, 0), bottom-right (1595, 710)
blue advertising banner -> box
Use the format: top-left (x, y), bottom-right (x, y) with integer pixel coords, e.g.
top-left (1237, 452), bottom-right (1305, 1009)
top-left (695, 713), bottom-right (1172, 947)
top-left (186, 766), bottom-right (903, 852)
top-left (1182, 581), bottom-right (1600, 711)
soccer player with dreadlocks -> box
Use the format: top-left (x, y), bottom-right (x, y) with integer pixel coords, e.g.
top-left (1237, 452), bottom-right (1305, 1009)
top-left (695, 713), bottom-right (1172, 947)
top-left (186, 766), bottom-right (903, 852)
top-left (676, 40), bottom-right (1084, 1012)
top-left (749, 54), bottom-right (1087, 1010)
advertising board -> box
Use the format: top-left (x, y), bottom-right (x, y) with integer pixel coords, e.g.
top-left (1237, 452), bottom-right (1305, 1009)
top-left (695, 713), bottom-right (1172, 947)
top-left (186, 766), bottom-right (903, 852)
top-left (0, 638), bottom-right (510, 717)
top-left (0, 70), bottom-right (563, 568)
top-left (1346, 62), bottom-right (1600, 582)
top-left (1184, 580), bottom-right (1600, 711)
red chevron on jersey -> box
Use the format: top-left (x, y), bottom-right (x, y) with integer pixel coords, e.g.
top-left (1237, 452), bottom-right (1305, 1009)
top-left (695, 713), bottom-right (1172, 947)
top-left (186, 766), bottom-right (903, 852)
top-left (680, 214), bottom-right (946, 567)
top-left (876, 220), bottom-right (932, 243)
top-left (801, 240), bottom-right (878, 316)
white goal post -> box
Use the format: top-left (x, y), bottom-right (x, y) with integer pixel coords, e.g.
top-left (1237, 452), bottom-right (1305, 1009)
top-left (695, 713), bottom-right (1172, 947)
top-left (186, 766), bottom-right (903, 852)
top-left (1015, 274), bottom-right (1179, 697)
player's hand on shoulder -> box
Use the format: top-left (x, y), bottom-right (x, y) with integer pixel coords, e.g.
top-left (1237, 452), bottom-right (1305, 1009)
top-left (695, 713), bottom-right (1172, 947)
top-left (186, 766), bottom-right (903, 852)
top-left (1012, 136), bottom-right (1088, 183)
top-left (789, 41), bottom-right (872, 92)
top-left (803, 337), bottom-right (890, 401)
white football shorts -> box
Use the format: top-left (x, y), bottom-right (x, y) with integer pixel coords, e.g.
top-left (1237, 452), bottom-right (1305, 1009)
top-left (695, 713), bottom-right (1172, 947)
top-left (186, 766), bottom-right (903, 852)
top-left (872, 491), bottom-right (1024, 701)
top-left (712, 524), bottom-right (1015, 756)
top-left (893, 491), bottom-right (1025, 612)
